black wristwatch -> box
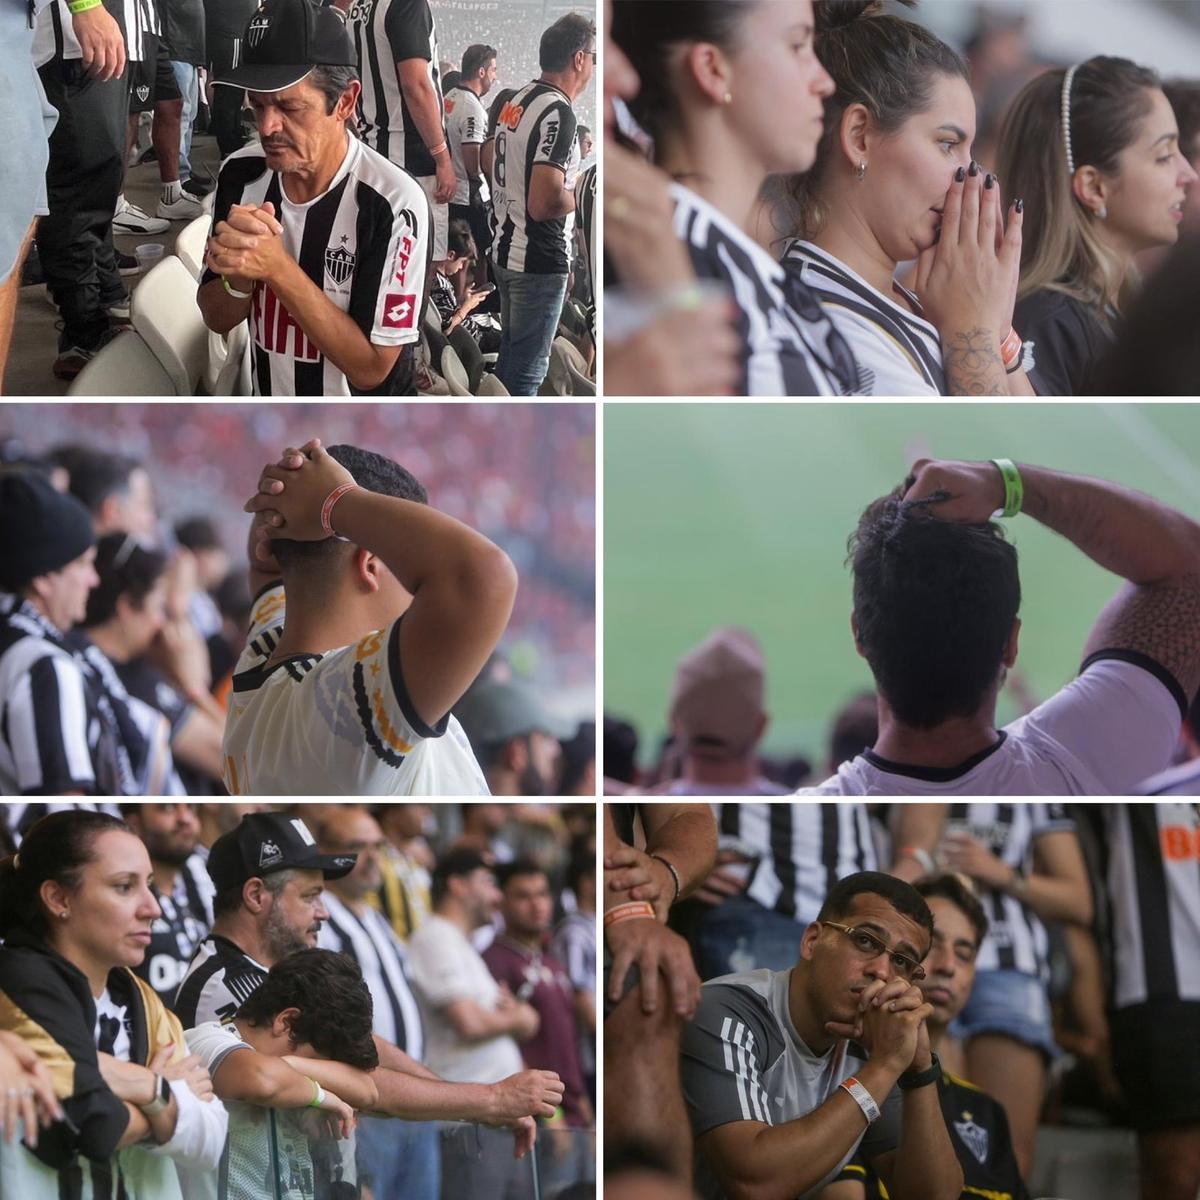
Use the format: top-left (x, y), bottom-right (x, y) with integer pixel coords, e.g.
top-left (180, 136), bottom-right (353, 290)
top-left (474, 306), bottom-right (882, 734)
top-left (898, 1052), bottom-right (941, 1091)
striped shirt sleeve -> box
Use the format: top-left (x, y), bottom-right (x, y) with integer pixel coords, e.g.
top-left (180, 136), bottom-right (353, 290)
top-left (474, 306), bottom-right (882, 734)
top-left (680, 983), bottom-right (777, 1135)
top-left (531, 101), bottom-right (578, 172)
top-left (7, 653), bottom-right (95, 794)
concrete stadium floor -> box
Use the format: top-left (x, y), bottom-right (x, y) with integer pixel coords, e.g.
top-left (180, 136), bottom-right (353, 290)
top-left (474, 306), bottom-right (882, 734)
top-left (6, 132), bottom-right (222, 398)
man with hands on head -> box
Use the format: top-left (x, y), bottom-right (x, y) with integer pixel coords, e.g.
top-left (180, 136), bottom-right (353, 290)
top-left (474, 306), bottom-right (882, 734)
top-left (225, 438), bottom-right (514, 795)
top-left (199, 0), bottom-right (432, 396)
top-left (802, 455), bottom-right (1200, 795)
top-left (604, 804), bottom-right (716, 1184)
top-left (681, 872), bottom-right (962, 1200)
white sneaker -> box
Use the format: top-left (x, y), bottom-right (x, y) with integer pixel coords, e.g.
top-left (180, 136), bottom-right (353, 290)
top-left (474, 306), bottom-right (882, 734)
top-left (113, 197), bottom-right (170, 235)
top-left (156, 193), bottom-right (206, 220)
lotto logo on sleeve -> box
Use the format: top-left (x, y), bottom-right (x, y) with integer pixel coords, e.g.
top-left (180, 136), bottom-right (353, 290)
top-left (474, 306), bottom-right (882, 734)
top-left (382, 294), bottom-right (418, 329)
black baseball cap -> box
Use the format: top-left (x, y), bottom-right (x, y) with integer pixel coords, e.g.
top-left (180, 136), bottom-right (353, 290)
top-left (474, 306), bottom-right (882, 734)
top-left (215, 0), bottom-right (358, 95)
top-left (207, 812), bottom-right (357, 893)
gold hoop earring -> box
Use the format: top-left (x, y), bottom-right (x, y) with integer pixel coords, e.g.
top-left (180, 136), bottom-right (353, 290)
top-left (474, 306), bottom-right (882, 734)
top-left (857, 161), bottom-right (867, 182)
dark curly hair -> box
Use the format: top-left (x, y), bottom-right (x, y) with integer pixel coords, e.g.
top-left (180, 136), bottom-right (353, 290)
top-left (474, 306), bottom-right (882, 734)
top-left (849, 483), bottom-right (1020, 728)
top-left (915, 873), bottom-right (989, 949)
top-left (237, 949), bottom-right (380, 1071)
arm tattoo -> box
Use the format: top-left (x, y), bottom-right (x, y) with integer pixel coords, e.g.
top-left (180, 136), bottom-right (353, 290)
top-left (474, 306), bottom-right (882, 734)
top-left (1086, 577), bottom-right (1200, 700)
top-left (942, 328), bottom-right (1006, 397)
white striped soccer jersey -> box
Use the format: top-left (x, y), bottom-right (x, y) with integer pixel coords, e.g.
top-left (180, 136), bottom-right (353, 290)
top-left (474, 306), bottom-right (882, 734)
top-left (346, 0), bottom-right (442, 178)
top-left (681, 968), bottom-right (902, 1200)
top-left (712, 803), bottom-right (878, 923)
top-left (492, 80), bottom-right (581, 275)
top-left (802, 656), bottom-right (1183, 795)
top-left (202, 136), bottom-right (431, 396)
top-left (670, 184), bottom-right (861, 397)
top-left (221, 583), bottom-right (488, 796)
top-left (782, 241), bottom-right (945, 395)
top-left (34, 0), bottom-right (157, 66)
top-left (1105, 803), bottom-right (1200, 1008)
top-left (174, 933), bottom-right (269, 1028)
top-left (444, 85), bottom-right (489, 206)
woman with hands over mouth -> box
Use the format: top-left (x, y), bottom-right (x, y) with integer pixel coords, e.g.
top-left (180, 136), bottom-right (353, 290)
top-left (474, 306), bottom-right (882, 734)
top-left (775, 0), bottom-right (1028, 397)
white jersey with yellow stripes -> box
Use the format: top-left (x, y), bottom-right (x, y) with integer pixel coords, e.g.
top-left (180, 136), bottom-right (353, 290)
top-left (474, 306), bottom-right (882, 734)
top-left (221, 582), bottom-right (488, 796)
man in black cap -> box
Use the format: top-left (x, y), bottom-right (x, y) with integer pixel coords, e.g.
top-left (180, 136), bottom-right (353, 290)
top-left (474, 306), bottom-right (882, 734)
top-left (174, 811), bottom-right (564, 1154)
top-left (0, 471), bottom-right (106, 794)
top-left (197, 0), bottom-right (432, 396)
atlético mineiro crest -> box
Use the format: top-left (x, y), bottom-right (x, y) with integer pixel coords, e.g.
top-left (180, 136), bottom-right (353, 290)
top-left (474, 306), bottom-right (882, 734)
top-left (954, 1116), bottom-right (989, 1165)
top-left (247, 11), bottom-right (271, 48)
top-left (136, 84), bottom-right (150, 103)
top-left (325, 240), bottom-right (356, 288)
top-left (382, 293), bottom-right (417, 330)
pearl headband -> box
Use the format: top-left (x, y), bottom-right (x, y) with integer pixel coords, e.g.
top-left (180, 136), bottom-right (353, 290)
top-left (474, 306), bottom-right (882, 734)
top-left (1061, 64), bottom-right (1079, 175)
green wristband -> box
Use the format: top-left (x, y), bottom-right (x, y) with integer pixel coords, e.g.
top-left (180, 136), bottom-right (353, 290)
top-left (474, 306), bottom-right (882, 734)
top-left (222, 276), bottom-right (253, 301)
top-left (991, 458), bottom-right (1022, 518)
top-left (68, 0), bottom-right (103, 13)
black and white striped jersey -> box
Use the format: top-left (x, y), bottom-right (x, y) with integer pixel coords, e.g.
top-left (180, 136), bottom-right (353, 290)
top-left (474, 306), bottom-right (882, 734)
top-left (713, 803), bottom-right (877, 923)
top-left (782, 241), bottom-right (945, 395)
top-left (1104, 803), bottom-right (1200, 1009)
top-left (0, 596), bottom-right (123, 796)
top-left (681, 968), bottom-right (902, 1200)
top-left (202, 136), bottom-right (431, 396)
top-left (444, 85), bottom-right (488, 206)
top-left (174, 934), bottom-right (269, 1028)
top-left (319, 891), bottom-right (424, 1059)
top-left (33, 0), bottom-right (157, 66)
top-left (943, 803), bottom-right (1076, 979)
top-left (223, 583), bottom-right (488, 796)
top-left (492, 80), bottom-right (581, 275)
top-left (134, 852), bottom-right (216, 1008)
top-left (345, 0), bottom-right (442, 177)
top-left (671, 185), bottom-right (861, 397)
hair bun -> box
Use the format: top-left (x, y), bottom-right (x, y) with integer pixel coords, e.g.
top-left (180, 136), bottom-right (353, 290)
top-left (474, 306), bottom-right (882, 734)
top-left (816, 0), bottom-right (916, 34)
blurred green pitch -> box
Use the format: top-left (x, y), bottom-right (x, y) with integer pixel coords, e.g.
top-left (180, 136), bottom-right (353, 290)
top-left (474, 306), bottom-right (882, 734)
top-left (604, 402), bottom-right (1200, 765)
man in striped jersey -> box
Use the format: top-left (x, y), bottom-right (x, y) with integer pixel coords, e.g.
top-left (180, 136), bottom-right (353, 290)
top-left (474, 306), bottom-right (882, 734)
top-left (228, 440), bottom-right (509, 795)
top-left (491, 12), bottom-right (594, 395)
top-left (0, 473), bottom-right (110, 796)
top-left (1100, 803), bottom-right (1200, 1200)
top-left (801, 457), bottom-right (1200, 795)
top-left (200, 0), bottom-right (431, 395)
top-left (445, 43), bottom-right (497, 289)
top-left (680, 871), bottom-right (961, 1200)
top-left (341, 0), bottom-right (455, 262)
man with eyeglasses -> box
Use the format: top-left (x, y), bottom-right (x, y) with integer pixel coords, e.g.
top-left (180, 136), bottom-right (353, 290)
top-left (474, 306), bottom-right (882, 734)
top-left (680, 871), bottom-right (962, 1200)
top-left (822, 874), bottom-right (1030, 1200)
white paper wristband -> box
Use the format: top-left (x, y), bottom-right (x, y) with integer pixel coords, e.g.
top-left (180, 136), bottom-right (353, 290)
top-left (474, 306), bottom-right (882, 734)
top-left (839, 1077), bottom-right (881, 1126)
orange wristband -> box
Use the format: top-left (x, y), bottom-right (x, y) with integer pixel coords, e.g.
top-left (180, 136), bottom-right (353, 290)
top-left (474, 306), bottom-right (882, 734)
top-left (1000, 327), bottom-right (1022, 370)
top-left (604, 901), bottom-right (656, 928)
top-left (320, 482), bottom-right (358, 539)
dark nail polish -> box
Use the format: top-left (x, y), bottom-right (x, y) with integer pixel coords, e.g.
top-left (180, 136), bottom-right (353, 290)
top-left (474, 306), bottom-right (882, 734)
top-left (969, 160), bottom-right (979, 177)
top-left (1015, 198), bottom-right (1024, 213)
top-left (955, 166), bottom-right (965, 183)
top-left (985, 173), bottom-right (995, 190)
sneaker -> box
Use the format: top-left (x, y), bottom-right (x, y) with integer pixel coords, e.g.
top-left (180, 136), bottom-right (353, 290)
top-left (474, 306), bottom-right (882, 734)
top-left (52, 327), bottom-right (124, 381)
top-left (114, 197), bottom-right (170, 236)
top-left (105, 296), bottom-right (131, 322)
top-left (182, 176), bottom-right (214, 199)
top-left (156, 192), bottom-right (205, 220)
top-left (116, 249), bottom-right (140, 277)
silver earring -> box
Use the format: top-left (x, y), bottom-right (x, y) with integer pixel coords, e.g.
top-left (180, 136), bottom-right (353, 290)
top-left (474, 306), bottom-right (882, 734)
top-left (722, 92), bottom-right (732, 105)
top-left (1097, 204), bottom-right (1108, 220)
top-left (857, 161), bottom-right (867, 182)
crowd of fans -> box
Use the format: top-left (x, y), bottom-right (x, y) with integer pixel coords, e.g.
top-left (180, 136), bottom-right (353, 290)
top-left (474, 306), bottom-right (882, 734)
top-left (606, 453), bottom-right (1200, 799)
top-left (0, 405), bottom-right (594, 796)
top-left (604, 0), bottom-right (1200, 397)
top-left (3, 0), bottom-right (596, 397)
top-left (605, 801), bottom-right (1200, 1200)
top-left (0, 802), bottom-right (596, 1199)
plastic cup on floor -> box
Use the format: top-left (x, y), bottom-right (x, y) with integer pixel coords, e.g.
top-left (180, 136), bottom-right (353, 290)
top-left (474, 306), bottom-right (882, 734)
top-left (135, 243), bottom-right (165, 272)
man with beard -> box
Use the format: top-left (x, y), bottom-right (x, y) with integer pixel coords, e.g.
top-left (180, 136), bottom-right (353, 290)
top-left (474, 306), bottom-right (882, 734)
top-left (175, 811), bottom-right (562, 1153)
top-left (123, 803), bottom-right (216, 1006)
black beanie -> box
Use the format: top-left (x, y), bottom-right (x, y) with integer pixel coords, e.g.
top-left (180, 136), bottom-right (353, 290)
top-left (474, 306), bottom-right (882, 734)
top-left (0, 471), bottom-right (97, 591)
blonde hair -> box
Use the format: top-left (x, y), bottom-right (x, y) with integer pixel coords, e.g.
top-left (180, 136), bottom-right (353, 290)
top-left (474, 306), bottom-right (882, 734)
top-left (997, 57), bottom-right (1160, 319)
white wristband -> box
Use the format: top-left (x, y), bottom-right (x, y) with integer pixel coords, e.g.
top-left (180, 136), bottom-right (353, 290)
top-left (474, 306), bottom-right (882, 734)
top-left (839, 1077), bottom-right (880, 1127)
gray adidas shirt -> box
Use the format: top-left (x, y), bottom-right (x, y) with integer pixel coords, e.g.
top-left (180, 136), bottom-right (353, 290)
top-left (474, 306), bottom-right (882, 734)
top-left (681, 968), bottom-right (902, 1200)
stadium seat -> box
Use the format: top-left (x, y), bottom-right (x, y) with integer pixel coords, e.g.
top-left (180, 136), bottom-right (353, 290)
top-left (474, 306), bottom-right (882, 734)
top-left (476, 371), bottom-right (510, 396)
top-left (175, 216), bottom-right (210, 280)
top-left (567, 361), bottom-right (595, 396)
top-left (209, 324), bottom-right (251, 396)
top-left (67, 330), bottom-right (176, 395)
top-left (440, 344), bottom-right (473, 396)
top-left (540, 336), bottom-right (590, 395)
top-left (131, 255), bottom-right (208, 394)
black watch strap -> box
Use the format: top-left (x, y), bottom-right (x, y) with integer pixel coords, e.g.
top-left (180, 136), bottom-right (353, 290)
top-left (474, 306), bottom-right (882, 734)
top-left (898, 1051), bottom-right (941, 1091)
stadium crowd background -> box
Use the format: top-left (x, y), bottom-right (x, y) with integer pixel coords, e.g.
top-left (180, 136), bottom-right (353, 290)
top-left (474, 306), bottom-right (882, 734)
top-left (604, 801), bottom-right (1200, 1200)
top-left (0, 800), bottom-right (597, 1199)
top-left (0, 401), bottom-right (595, 796)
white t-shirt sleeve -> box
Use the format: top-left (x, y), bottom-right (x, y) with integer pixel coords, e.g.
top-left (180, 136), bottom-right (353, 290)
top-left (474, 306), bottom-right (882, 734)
top-left (185, 1021), bottom-right (254, 1076)
top-left (1005, 656), bottom-right (1183, 794)
top-left (367, 186), bottom-right (431, 348)
top-left (408, 925), bottom-right (488, 1008)
top-left (460, 94), bottom-right (486, 145)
